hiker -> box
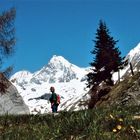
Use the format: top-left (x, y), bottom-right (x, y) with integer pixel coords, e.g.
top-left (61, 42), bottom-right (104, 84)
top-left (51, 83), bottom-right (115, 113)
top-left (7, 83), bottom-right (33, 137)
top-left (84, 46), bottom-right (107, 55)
top-left (49, 87), bottom-right (60, 113)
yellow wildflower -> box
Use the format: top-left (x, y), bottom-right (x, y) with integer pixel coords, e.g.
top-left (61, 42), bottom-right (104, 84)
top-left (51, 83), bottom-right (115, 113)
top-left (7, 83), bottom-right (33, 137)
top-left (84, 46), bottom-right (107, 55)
top-left (118, 118), bottom-right (123, 122)
top-left (113, 128), bottom-right (117, 132)
top-left (110, 114), bottom-right (114, 119)
top-left (130, 125), bottom-right (134, 129)
top-left (116, 125), bottom-right (122, 130)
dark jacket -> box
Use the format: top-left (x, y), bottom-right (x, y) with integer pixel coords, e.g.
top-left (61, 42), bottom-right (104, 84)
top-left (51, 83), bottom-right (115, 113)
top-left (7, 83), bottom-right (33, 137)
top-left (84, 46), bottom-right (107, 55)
top-left (49, 92), bottom-right (57, 104)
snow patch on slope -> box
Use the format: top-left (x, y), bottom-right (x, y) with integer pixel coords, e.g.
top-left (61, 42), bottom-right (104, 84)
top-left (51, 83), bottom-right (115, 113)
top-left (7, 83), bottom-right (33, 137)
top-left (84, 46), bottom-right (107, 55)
top-left (126, 43), bottom-right (140, 62)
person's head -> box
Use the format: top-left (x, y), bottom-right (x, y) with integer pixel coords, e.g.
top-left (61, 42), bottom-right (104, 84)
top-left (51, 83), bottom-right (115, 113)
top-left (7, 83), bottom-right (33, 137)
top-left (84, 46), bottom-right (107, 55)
top-left (50, 86), bottom-right (55, 93)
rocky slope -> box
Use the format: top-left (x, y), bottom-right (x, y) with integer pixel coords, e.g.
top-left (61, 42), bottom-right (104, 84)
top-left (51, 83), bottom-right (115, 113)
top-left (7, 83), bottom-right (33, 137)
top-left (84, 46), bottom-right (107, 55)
top-left (0, 73), bottom-right (29, 115)
top-left (94, 72), bottom-right (140, 108)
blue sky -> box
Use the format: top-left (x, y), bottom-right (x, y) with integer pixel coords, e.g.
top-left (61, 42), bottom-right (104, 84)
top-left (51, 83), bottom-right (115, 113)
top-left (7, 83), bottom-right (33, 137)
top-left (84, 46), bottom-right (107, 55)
top-left (1, 0), bottom-right (140, 74)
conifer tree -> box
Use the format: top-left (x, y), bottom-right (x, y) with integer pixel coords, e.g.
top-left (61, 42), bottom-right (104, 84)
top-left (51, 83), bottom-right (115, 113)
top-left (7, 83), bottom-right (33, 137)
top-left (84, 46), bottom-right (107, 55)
top-left (0, 8), bottom-right (16, 77)
top-left (87, 20), bottom-right (123, 88)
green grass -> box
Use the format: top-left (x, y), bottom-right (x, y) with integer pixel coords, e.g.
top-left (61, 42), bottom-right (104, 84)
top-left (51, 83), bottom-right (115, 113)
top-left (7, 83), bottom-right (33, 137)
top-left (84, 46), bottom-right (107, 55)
top-left (0, 105), bottom-right (140, 140)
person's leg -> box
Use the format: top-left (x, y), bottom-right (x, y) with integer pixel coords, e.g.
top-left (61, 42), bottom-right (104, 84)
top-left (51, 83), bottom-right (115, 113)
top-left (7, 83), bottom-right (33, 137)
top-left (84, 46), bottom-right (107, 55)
top-left (56, 104), bottom-right (58, 112)
top-left (52, 104), bottom-right (57, 113)
top-left (52, 104), bottom-right (55, 113)
top-left (54, 104), bottom-right (57, 113)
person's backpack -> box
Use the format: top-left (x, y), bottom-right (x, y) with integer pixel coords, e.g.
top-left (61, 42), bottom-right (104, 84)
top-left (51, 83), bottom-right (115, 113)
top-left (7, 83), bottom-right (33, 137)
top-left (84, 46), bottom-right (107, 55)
top-left (57, 94), bottom-right (60, 105)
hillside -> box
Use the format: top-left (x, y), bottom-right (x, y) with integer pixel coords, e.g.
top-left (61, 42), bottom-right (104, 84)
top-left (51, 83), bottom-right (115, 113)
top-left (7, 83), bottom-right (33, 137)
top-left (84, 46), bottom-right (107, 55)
top-left (1, 73), bottom-right (140, 139)
top-left (92, 72), bottom-right (140, 109)
top-left (91, 43), bottom-right (140, 108)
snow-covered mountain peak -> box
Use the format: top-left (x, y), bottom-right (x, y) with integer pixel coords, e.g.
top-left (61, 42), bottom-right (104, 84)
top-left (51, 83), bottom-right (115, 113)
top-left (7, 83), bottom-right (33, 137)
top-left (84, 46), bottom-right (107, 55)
top-left (11, 55), bottom-right (88, 85)
top-left (10, 70), bottom-right (33, 85)
top-left (49, 55), bottom-right (70, 67)
top-left (46, 55), bottom-right (80, 73)
top-left (10, 55), bottom-right (89, 114)
top-left (126, 42), bottom-right (140, 63)
top-left (12, 70), bottom-right (32, 78)
top-left (129, 43), bottom-right (140, 55)
top-left (31, 55), bottom-right (88, 84)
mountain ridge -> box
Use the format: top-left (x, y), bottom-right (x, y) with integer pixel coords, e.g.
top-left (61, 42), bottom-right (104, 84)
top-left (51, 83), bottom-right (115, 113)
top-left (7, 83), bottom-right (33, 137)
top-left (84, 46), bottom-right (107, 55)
top-left (10, 55), bottom-right (90, 114)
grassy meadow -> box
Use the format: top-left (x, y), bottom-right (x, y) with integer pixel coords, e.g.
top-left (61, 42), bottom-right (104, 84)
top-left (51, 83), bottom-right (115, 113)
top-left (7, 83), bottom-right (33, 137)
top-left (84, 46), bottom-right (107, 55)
top-left (0, 105), bottom-right (140, 140)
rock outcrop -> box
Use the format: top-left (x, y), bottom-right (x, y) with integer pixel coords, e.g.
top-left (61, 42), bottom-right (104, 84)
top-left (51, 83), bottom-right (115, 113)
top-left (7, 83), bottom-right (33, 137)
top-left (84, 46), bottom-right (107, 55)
top-left (88, 81), bottom-right (112, 108)
top-left (0, 73), bottom-right (30, 115)
top-left (93, 72), bottom-right (140, 108)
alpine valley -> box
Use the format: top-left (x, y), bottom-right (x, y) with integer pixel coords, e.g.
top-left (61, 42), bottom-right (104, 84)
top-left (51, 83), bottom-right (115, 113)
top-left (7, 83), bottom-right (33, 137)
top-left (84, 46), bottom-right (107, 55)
top-left (10, 43), bottom-right (140, 114)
